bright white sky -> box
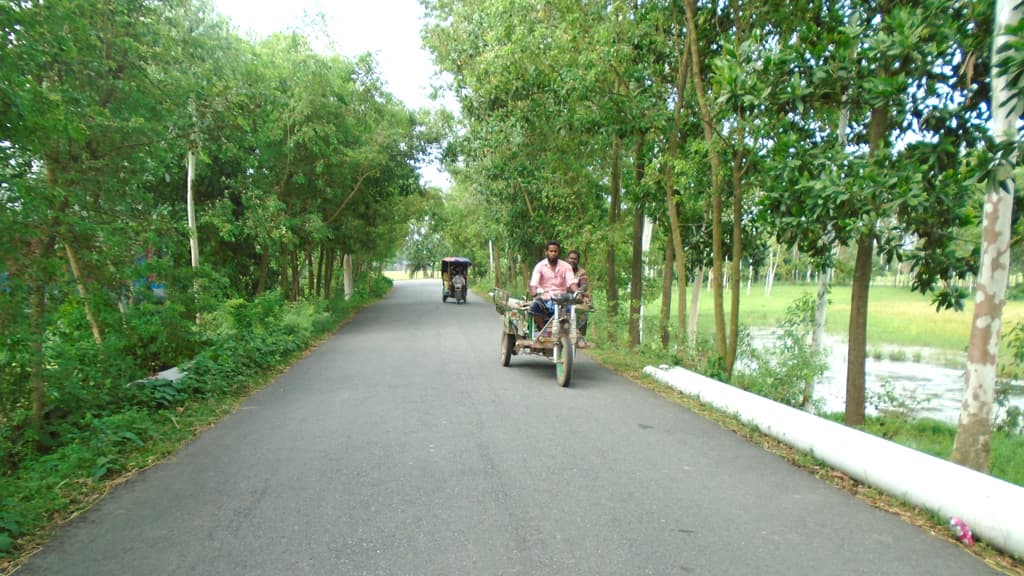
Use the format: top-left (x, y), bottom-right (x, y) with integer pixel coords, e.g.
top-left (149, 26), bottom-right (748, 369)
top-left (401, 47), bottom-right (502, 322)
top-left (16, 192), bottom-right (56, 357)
top-left (212, 0), bottom-right (454, 189)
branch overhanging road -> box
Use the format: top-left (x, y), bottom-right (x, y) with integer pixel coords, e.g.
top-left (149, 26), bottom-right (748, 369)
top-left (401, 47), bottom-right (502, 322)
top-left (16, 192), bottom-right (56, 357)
top-left (16, 280), bottom-right (999, 576)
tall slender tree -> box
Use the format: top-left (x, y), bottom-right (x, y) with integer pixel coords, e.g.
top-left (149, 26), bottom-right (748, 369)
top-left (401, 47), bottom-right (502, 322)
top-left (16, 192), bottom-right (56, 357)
top-left (952, 0), bottom-right (1022, 472)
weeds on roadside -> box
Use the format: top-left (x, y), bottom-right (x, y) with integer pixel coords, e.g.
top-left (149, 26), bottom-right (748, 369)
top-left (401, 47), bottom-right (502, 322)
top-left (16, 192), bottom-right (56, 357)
top-left (866, 380), bottom-right (934, 439)
top-left (0, 278), bottom-right (392, 565)
top-left (733, 294), bottom-right (829, 409)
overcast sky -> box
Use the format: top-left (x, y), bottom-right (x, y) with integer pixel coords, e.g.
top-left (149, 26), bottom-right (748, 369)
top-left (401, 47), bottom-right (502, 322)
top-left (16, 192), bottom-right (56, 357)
top-left (212, 0), bottom-right (454, 188)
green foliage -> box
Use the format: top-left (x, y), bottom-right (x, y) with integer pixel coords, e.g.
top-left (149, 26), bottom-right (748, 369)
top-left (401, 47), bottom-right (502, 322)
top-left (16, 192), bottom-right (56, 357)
top-left (0, 276), bottom-right (389, 560)
top-left (866, 380), bottom-right (934, 438)
top-left (0, 498), bottom-right (22, 554)
top-left (733, 294), bottom-right (828, 407)
top-left (995, 385), bottom-right (1024, 436)
top-left (117, 300), bottom-right (201, 374)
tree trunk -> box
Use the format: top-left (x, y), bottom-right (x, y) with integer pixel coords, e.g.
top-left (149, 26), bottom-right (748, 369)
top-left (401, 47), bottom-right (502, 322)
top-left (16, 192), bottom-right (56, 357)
top-left (316, 248), bottom-right (325, 298)
top-left (844, 97), bottom-right (890, 425)
top-left (343, 253), bottom-right (354, 300)
top-left (606, 135), bottom-right (622, 340)
top-left (494, 250), bottom-right (504, 288)
top-left (629, 137), bottom-right (647, 350)
top-left (951, 0), bottom-right (1021, 472)
top-left (324, 248), bottom-right (336, 300)
top-left (666, 31), bottom-right (690, 350)
top-left (726, 122), bottom-right (744, 377)
top-left (845, 230), bottom-right (874, 426)
top-left (660, 239), bottom-right (674, 349)
top-left (813, 268), bottom-right (830, 349)
top-left (187, 149), bottom-right (200, 315)
top-left (290, 249), bottom-right (301, 301)
top-left (764, 247), bottom-right (775, 296)
top-left (29, 278), bottom-right (47, 449)
top-left (279, 251), bottom-right (289, 297)
top-left (813, 95), bottom-right (845, 352)
top-left (306, 250), bottom-right (315, 299)
top-left (724, 0), bottom-right (747, 378)
top-left (63, 239), bottom-right (103, 345)
top-left (187, 149), bottom-right (199, 272)
top-left (684, 0), bottom-right (727, 364)
top-left (688, 265), bottom-right (702, 344)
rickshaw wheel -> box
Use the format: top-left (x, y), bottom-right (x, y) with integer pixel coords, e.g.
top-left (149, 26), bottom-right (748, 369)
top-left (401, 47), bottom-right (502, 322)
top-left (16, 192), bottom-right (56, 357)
top-left (442, 294), bottom-right (448, 303)
top-left (500, 331), bottom-right (514, 366)
top-left (555, 334), bottom-right (574, 387)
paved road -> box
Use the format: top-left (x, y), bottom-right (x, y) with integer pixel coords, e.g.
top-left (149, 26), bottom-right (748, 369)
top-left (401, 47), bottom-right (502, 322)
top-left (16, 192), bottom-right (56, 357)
top-left (16, 280), bottom-right (999, 575)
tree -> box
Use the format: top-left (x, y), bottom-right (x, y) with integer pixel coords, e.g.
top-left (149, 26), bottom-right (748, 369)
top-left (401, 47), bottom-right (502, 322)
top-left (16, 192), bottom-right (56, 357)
top-left (952, 0), bottom-right (1022, 472)
top-left (756, 0), bottom-right (989, 425)
top-left (0, 0), bottom-right (195, 440)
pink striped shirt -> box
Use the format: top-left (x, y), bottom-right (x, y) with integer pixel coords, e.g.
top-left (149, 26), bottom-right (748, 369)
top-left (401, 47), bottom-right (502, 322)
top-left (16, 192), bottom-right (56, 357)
top-left (529, 259), bottom-right (578, 297)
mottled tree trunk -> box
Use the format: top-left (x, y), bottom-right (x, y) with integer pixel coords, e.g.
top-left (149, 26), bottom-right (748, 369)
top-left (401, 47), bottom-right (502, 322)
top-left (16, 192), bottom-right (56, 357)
top-left (343, 253), bottom-right (354, 300)
top-left (952, 0), bottom-right (1021, 472)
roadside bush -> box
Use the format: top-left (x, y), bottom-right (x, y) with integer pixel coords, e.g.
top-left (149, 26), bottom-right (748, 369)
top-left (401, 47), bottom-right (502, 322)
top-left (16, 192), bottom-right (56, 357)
top-left (734, 294), bottom-right (828, 408)
top-left (0, 276), bottom-right (393, 562)
top-left (118, 299), bottom-right (200, 374)
top-left (995, 383), bottom-right (1024, 436)
top-left (0, 498), bottom-right (23, 556)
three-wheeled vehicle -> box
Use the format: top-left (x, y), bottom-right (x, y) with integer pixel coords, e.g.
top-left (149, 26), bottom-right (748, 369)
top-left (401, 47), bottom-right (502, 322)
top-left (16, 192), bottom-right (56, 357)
top-left (492, 288), bottom-right (586, 387)
top-left (441, 256), bottom-right (472, 304)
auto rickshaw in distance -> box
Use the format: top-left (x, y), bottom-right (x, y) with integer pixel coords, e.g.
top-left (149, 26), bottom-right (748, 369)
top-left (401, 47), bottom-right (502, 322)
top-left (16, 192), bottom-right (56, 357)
top-left (441, 256), bottom-right (472, 304)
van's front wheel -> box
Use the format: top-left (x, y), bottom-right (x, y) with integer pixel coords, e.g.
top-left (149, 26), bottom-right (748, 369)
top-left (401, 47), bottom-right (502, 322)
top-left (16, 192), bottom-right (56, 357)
top-left (555, 334), bottom-right (573, 387)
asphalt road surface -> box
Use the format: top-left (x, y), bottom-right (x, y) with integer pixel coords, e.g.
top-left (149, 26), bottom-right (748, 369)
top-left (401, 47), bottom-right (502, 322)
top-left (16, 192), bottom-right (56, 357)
top-left (15, 280), bottom-right (1000, 575)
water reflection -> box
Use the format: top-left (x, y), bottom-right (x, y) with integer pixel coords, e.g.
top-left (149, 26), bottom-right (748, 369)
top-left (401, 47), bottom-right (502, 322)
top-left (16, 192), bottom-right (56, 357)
top-left (813, 336), bottom-right (1024, 425)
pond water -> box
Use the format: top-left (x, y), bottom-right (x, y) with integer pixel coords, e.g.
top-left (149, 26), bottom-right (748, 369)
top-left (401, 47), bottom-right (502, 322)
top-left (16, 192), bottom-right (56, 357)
top-left (746, 331), bottom-right (1024, 426)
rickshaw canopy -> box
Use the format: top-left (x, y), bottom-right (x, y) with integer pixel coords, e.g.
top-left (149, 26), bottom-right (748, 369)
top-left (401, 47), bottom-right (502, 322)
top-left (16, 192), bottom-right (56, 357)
top-left (441, 256), bottom-right (472, 267)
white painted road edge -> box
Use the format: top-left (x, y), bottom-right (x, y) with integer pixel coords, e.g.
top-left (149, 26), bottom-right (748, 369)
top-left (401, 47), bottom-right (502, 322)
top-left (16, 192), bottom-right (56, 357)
top-left (643, 364), bottom-right (1024, 559)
